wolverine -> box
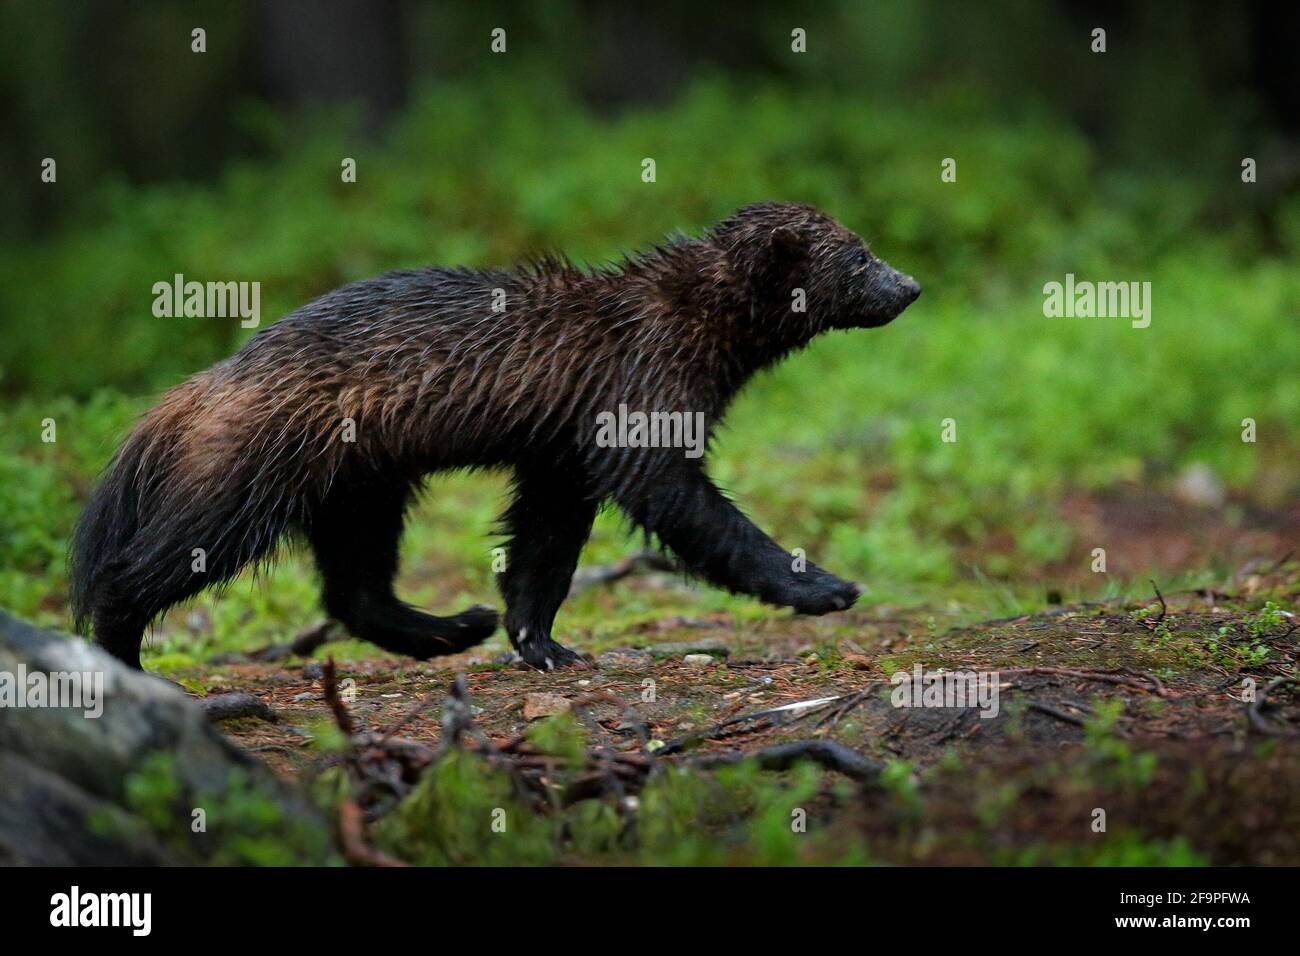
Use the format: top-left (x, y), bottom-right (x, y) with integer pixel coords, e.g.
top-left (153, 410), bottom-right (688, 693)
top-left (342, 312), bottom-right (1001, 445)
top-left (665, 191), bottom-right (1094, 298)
top-left (71, 202), bottom-right (921, 671)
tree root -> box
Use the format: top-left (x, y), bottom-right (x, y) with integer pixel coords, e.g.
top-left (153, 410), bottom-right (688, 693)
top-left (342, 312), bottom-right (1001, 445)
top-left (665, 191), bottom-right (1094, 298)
top-left (686, 739), bottom-right (884, 782)
top-left (1248, 677), bottom-right (1299, 737)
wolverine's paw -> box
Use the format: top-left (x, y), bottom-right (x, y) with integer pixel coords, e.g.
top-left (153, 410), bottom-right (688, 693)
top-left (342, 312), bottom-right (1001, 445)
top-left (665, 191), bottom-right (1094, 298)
top-left (404, 604), bottom-right (499, 658)
top-left (454, 604), bottom-right (501, 640)
top-left (514, 629), bottom-right (591, 671)
top-left (790, 576), bottom-right (861, 616)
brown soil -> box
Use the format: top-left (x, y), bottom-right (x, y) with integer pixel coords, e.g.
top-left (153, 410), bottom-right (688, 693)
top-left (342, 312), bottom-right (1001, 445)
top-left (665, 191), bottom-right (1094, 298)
top-left (199, 556), bottom-right (1300, 864)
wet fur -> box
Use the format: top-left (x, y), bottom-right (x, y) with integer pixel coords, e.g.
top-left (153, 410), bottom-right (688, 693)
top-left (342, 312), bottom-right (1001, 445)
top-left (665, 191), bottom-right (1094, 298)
top-left (70, 202), bottom-right (919, 670)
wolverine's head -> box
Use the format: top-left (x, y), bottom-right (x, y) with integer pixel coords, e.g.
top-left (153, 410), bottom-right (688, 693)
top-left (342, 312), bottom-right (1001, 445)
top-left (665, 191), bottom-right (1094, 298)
top-left (713, 201), bottom-right (921, 333)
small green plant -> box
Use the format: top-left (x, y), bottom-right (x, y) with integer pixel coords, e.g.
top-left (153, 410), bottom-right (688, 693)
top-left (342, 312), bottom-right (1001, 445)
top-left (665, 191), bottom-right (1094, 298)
top-left (1248, 601), bottom-right (1290, 640)
top-left (1043, 834), bottom-right (1208, 866)
top-left (379, 748), bottom-right (559, 866)
top-left (1208, 619), bottom-right (1271, 669)
top-left (526, 711), bottom-right (589, 766)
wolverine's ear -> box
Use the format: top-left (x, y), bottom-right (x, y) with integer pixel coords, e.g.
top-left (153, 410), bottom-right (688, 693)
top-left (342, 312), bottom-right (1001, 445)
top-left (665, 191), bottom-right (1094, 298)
top-left (758, 226), bottom-right (810, 283)
top-left (769, 226), bottom-right (807, 260)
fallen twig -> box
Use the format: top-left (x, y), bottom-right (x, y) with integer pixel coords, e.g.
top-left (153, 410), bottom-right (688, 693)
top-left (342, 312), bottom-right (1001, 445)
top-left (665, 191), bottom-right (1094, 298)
top-left (321, 657), bottom-right (355, 736)
top-left (1026, 700), bottom-right (1087, 728)
top-left (337, 799), bottom-right (407, 867)
top-left (1137, 579), bottom-right (1168, 632)
top-left (1131, 669), bottom-right (1167, 697)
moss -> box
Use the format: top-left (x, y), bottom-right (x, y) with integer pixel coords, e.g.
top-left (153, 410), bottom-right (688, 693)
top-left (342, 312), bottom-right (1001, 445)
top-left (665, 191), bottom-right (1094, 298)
top-left (109, 750), bottom-right (336, 865)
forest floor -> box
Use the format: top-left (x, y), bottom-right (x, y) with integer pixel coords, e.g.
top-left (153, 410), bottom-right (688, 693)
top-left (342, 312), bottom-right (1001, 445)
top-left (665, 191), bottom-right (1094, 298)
top-left (180, 513), bottom-right (1300, 865)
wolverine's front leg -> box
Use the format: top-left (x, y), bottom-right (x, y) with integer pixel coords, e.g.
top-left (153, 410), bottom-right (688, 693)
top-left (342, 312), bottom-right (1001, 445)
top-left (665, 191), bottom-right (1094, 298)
top-left (498, 467), bottom-right (600, 670)
top-left (617, 461), bottom-right (859, 614)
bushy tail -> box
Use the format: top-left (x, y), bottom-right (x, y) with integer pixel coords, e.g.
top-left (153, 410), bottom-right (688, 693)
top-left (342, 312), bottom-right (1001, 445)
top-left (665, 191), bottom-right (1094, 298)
top-left (70, 385), bottom-right (300, 668)
top-left (69, 425), bottom-right (159, 635)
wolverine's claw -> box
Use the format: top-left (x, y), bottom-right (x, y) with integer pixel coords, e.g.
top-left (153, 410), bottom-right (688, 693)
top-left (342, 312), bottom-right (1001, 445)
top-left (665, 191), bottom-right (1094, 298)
top-left (791, 576), bottom-right (861, 616)
top-left (514, 629), bottom-right (589, 671)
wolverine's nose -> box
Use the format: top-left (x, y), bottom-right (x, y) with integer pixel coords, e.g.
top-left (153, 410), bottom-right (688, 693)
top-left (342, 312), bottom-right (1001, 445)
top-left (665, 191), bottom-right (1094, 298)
top-left (899, 276), bottom-right (922, 303)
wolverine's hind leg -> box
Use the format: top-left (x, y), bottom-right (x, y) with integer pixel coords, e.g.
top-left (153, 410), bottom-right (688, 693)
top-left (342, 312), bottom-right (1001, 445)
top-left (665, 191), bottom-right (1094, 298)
top-left (308, 482), bottom-right (498, 659)
top-left (91, 596), bottom-right (151, 671)
top-left (497, 467), bottom-right (599, 670)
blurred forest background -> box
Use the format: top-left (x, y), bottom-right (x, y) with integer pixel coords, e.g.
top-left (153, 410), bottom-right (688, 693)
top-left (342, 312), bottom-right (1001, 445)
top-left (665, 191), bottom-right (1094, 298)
top-left (2, 0), bottom-right (1297, 663)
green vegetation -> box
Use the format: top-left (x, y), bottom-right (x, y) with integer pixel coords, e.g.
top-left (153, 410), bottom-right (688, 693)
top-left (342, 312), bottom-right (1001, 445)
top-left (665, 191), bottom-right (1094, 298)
top-left (2, 79), bottom-right (1296, 658)
top-left (92, 750), bottom-right (337, 865)
top-left (336, 703), bottom-right (1270, 866)
top-left (377, 713), bottom-right (844, 865)
top-left (4, 1), bottom-right (1296, 873)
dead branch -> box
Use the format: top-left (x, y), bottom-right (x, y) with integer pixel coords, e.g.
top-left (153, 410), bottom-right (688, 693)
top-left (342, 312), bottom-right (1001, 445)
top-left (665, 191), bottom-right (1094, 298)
top-left (321, 657), bottom-right (355, 736)
top-left (1138, 670), bottom-right (1167, 697)
top-left (1149, 579), bottom-right (1167, 625)
top-left (337, 799), bottom-right (408, 867)
top-left (1026, 701), bottom-right (1086, 728)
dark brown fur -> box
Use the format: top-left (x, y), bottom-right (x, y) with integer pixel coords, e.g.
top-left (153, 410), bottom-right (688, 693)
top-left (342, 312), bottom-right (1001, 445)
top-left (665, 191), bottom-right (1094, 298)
top-left (71, 202), bottom-right (920, 670)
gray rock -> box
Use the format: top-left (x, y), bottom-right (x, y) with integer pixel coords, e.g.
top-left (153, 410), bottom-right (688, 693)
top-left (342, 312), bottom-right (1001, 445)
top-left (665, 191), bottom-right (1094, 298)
top-left (649, 638), bottom-right (731, 659)
top-left (0, 611), bottom-right (331, 865)
top-left (595, 648), bottom-right (654, 668)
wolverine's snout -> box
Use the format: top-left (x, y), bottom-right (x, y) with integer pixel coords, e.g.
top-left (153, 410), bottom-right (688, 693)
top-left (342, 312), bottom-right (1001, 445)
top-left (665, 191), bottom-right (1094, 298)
top-left (898, 274), bottom-right (922, 305)
top-left (862, 265), bottom-right (922, 325)
top-left (882, 266), bottom-right (920, 310)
